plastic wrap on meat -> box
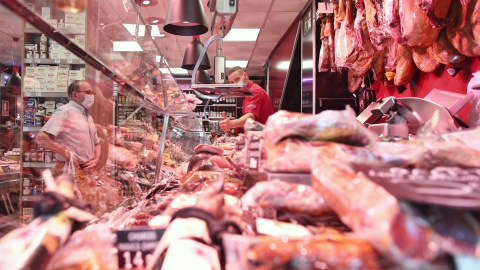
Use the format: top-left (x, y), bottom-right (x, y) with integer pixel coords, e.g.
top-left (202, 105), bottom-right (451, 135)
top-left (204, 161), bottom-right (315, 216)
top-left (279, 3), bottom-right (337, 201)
top-left (412, 46), bottom-right (441, 72)
top-left (263, 107), bottom-right (377, 146)
top-left (107, 144), bottom-right (139, 171)
top-left (241, 179), bottom-right (330, 216)
top-left (311, 159), bottom-right (439, 266)
top-left (194, 144), bottom-right (224, 155)
top-left (420, 140), bottom-right (480, 169)
top-left (447, 0), bottom-right (480, 57)
top-left (427, 29), bottom-right (466, 65)
top-left (245, 232), bottom-right (384, 269)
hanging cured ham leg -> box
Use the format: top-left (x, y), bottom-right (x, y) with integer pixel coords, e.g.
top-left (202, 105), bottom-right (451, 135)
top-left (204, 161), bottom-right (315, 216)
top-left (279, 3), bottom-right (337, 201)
top-left (427, 30), bottom-right (465, 65)
top-left (447, 0), bottom-right (480, 57)
top-left (394, 44), bottom-right (417, 86)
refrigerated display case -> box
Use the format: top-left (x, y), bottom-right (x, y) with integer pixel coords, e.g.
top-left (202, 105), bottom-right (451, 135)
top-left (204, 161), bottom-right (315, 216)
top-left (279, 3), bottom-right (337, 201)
top-left (0, 0), bottom-right (210, 221)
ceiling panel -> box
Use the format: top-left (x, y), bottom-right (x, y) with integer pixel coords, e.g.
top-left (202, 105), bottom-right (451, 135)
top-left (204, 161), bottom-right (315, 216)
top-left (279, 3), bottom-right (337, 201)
top-left (271, 0), bottom-right (309, 12)
top-left (264, 12), bottom-right (299, 30)
top-left (238, 0), bottom-right (273, 12)
top-left (0, 0), bottom-right (305, 77)
top-left (230, 11), bottom-right (268, 28)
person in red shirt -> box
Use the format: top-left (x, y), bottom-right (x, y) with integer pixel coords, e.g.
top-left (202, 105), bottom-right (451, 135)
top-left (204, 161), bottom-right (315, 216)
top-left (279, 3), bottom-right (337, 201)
top-left (219, 66), bottom-right (274, 132)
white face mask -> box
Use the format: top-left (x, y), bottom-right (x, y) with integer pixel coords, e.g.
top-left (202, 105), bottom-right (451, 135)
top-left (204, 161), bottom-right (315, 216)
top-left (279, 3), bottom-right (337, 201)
top-left (81, 94), bottom-right (95, 109)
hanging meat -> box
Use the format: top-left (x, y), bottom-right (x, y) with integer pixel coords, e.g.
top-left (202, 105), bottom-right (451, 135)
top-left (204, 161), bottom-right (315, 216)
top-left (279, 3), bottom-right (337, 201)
top-left (394, 44), bottom-right (417, 86)
top-left (364, 0), bottom-right (388, 50)
top-left (427, 29), bottom-right (465, 65)
top-left (371, 49), bottom-right (386, 82)
top-left (398, 0), bottom-right (451, 48)
top-left (414, 0), bottom-right (450, 28)
top-left (412, 46), bottom-right (441, 73)
top-left (384, 0), bottom-right (405, 45)
top-left (471, 0), bottom-right (480, 48)
top-left (318, 17), bottom-right (331, 72)
top-left (325, 15), bottom-right (337, 72)
top-left (447, 0), bottom-right (480, 57)
top-left (335, 0), bottom-right (359, 69)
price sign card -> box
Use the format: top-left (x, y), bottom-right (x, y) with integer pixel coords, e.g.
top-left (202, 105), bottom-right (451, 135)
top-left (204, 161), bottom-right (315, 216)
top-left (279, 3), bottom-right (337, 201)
top-left (116, 228), bottom-right (165, 269)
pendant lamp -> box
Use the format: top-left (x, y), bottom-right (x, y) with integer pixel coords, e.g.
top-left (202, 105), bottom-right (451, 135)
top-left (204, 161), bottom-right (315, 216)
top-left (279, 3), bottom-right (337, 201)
top-left (52, 0), bottom-right (86, 13)
top-left (196, 70), bottom-right (211, 84)
top-left (5, 65), bottom-right (21, 94)
top-left (182, 36), bottom-right (211, 70)
top-left (163, 0), bottom-right (208, 36)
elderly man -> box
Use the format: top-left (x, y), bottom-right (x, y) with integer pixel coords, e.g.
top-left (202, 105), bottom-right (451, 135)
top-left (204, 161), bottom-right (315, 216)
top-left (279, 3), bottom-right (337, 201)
top-left (219, 66), bottom-right (273, 132)
top-left (36, 80), bottom-right (100, 198)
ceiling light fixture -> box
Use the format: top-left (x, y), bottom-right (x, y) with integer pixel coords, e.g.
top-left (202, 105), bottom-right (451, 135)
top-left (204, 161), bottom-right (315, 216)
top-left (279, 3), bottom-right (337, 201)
top-left (225, 60), bottom-right (248, 68)
top-left (5, 65), bottom-right (21, 94)
top-left (182, 35), bottom-right (211, 70)
top-left (164, 0), bottom-right (208, 36)
top-left (196, 70), bottom-right (211, 84)
top-left (223, 28), bottom-right (260, 42)
top-left (113, 41), bottom-right (143, 52)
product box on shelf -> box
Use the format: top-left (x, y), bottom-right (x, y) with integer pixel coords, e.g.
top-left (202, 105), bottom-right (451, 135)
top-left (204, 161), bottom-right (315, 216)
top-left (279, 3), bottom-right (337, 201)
top-left (36, 66), bottom-right (48, 76)
top-left (45, 101), bottom-right (56, 114)
top-left (41, 7), bottom-right (50, 20)
top-left (25, 66), bottom-right (36, 76)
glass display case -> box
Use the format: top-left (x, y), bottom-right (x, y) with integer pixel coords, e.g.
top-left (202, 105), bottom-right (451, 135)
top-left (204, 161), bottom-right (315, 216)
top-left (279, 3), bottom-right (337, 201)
top-left (0, 0), bottom-right (208, 221)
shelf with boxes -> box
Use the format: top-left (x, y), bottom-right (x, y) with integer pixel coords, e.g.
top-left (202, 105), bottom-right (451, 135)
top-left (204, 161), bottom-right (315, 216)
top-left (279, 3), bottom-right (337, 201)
top-left (20, 6), bottom-right (87, 221)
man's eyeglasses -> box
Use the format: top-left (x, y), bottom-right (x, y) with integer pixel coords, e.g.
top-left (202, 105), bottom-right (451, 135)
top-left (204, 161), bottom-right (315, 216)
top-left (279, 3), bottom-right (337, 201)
top-left (76, 90), bottom-right (95, 95)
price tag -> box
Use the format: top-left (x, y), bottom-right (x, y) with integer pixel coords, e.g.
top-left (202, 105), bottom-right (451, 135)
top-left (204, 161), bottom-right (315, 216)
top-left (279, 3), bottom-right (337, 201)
top-left (116, 228), bottom-right (165, 269)
top-left (54, 59), bottom-right (61, 63)
top-left (79, 59), bottom-right (85, 64)
top-left (35, 59), bottom-right (41, 63)
top-left (67, 59), bottom-right (73, 63)
top-left (26, 58), bottom-right (32, 63)
top-left (36, 92), bottom-right (42, 97)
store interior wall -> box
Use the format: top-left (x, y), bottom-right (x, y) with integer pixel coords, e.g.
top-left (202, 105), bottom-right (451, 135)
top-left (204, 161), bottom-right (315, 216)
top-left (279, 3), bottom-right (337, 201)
top-left (268, 18), bottom-right (300, 112)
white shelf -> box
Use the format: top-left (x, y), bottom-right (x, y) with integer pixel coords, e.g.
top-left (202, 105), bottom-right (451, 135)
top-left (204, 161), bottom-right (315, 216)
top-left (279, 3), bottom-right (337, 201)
top-left (208, 104), bottom-right (236, 107)
top-left (24, 92), bottom-right (68, 97)
top-left (23, 126), bottom-right (42, 132)
top-left (24, 58), bottom-right (85, 65)
top-left (23, 162), bottom-right (56, 168)
top-left (24, 28), bottom-right (85, 35)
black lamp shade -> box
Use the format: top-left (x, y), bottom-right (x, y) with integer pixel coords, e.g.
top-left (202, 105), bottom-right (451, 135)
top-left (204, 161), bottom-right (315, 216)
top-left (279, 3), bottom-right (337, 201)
top-left (196, 70), bottom-right (211, 84)
top-left (5, 65), bottom-right (21, 93)
top-left (182, 38), bottom-right (211, 70)
top-left (163, 0), bottom-right (208, 36)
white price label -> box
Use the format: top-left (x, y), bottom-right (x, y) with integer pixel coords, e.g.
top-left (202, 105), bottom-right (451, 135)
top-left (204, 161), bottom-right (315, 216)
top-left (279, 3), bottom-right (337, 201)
top-left (35, 59), bottom-right (41, 63)
top-left (55, 59), bottom-right (60, 63)
top-left (67, 59), bottom-right (73, 63)
top-left (79, 59), bottom-right (85, 64)
top-left (36, 92), bottom-right (42, 96)
top-left (26, 58), bottom-right (32, 63)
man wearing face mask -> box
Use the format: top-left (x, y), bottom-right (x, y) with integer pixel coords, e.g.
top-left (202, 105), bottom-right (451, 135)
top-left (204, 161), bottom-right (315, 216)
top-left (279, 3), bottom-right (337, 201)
top-left (219, 66), bottom-right (273, 132)
top-left (36, 80), bottom-right (100, 198)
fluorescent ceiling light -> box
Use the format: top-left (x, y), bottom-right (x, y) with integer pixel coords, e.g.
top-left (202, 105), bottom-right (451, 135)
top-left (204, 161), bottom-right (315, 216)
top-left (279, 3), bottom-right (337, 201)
top-left (150, 25), bottom-right (165, 37)
top-left (113, 41), bottom-right (143, 52)
top-left (276, 61), bottom-right (290, 70)
top-left (159, 68), bottom-right (189, 75)
top-left (123, 24), bottom-right (164, 37)
top-left (226, 60), bottom-right (248, 68)
top-left (223, 29), bottom-right (260, 42)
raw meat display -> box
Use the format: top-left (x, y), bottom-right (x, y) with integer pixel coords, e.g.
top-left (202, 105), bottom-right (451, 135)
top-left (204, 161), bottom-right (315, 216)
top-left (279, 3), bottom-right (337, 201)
top-left (241, 179), bottom-right (330, 215)
top-left (311, 159), bottom-right (439, 265)
top-left (194, 144), bottom-right (224, 155)
top-left (263, 107), bottom-right (377, 146)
